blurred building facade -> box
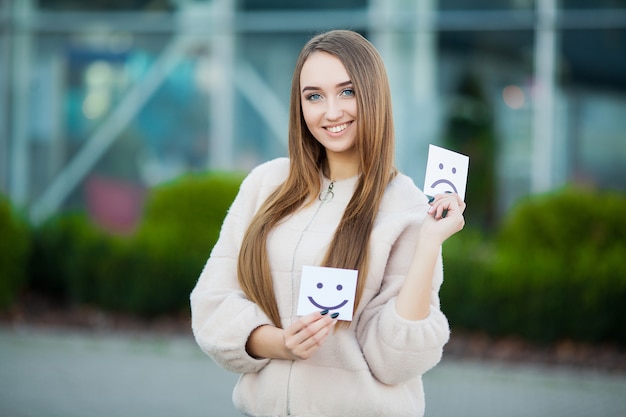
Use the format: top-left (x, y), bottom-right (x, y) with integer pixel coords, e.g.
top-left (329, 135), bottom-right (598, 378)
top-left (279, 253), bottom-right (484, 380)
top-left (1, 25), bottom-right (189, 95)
top-left (0, 0), bottom-right (625, 229)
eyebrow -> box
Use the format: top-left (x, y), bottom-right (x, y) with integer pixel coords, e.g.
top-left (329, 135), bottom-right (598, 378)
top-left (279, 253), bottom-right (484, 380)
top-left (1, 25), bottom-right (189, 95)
top-left (301, 80), bottom-right (353, 94)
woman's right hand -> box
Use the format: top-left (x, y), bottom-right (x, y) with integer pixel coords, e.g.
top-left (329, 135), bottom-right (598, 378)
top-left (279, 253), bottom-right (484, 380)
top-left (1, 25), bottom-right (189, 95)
top-left (282, 310), bottom-right (338, 360)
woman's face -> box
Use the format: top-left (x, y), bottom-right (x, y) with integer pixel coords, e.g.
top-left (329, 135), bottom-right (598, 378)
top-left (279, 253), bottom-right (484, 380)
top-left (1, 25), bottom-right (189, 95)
top-left (300, 52), bottom-right (358, 163)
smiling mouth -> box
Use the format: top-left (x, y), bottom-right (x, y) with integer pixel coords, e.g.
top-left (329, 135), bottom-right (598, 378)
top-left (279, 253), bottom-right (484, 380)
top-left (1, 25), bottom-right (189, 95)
top-left (430, 179), bottom-right (458, 193)
top-left (308, 297), bottom-right (349, 311)
top-left (325, 122), bottom-right (351, 134)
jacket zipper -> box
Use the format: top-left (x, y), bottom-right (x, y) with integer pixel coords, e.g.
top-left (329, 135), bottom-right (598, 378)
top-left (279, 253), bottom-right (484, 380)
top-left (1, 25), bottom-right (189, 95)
top-left (286, 181), bottom-right (334, 416)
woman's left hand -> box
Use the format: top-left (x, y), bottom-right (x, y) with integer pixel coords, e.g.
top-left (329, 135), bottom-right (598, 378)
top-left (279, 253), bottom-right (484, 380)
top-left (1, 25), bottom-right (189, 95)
top-left (422, 193), bottom-right (466, 244)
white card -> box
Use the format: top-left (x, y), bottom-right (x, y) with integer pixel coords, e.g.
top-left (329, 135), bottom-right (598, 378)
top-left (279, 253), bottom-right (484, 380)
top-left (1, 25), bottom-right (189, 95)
top-left (296, 266), bottom-right (358, 321)
top-left (423, 144), bottom-right (470, 201)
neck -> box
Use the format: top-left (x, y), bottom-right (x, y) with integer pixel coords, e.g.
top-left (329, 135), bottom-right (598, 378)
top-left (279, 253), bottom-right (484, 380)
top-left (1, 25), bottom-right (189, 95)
top-left (324, 154), bottom-right (359, 181)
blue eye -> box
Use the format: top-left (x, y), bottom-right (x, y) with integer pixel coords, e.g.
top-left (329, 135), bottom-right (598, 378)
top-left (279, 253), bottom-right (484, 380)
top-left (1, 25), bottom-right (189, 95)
top-left (341, 88), bottom-right (355, 97)
top-left (306, 93), bottom-right (322, 101)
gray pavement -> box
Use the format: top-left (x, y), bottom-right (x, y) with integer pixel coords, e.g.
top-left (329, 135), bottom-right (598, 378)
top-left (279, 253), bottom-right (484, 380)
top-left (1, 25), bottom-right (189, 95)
top-left (1, 326), bottom-right (625, 417)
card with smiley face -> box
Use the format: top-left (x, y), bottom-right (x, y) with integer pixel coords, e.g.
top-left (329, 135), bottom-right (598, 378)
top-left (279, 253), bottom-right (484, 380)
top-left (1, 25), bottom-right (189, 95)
top-left (297, 266), bottom-right (358, 321)
top-left (423, 144), bottom-right (470, 201)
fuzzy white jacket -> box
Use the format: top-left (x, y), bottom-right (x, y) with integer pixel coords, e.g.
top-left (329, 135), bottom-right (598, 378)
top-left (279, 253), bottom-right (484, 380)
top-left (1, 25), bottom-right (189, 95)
top-left (190, 158), bottom-right (450, 417)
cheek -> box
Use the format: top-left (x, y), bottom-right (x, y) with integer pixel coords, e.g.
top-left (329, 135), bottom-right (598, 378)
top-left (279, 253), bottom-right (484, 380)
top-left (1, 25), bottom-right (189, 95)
top-left (347, 101), bottom-right (358, 117)
top-left (301, 103), bottom-right (321, 128)
top-left (301, 111), bottom-right (322, 142)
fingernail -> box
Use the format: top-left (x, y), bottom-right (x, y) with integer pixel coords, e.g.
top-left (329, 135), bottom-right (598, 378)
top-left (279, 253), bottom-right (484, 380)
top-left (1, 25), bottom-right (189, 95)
top-left (442, 209), bottom-right (448, 218)
top-left (427, 195), bottom-right (435, 203)
top-left (320, 309), bottom-right (329, 315)
top-left (331, 312), bottom-right (339, 319)
top-left (445, 191), bottom-right (452, 194)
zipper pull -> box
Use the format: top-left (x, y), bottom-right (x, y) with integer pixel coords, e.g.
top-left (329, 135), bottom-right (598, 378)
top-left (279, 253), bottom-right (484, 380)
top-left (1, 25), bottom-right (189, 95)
top-left (318, 181), bottom-right (334, 202)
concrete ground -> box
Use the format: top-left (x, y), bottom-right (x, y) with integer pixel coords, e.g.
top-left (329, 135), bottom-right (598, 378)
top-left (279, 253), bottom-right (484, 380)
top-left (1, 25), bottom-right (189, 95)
top-left (1, 326), bottom-right (625, 417)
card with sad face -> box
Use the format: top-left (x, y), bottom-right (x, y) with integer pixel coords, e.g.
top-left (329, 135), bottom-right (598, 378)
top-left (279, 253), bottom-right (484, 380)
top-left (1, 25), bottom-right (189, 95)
top-left (297, 266), bottom-right (358, 321)
top-left (423, 144), bottom-right (470, 201)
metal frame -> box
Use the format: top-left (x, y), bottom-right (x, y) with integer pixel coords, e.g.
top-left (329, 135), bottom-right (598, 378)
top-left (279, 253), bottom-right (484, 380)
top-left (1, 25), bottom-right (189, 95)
top-left (1, 1), bottom-right (626, 223)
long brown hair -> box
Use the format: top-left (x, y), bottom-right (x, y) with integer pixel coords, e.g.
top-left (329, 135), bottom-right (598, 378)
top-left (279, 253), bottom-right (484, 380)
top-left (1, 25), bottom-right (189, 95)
top-left (238, 30), bottom-right (397, 328)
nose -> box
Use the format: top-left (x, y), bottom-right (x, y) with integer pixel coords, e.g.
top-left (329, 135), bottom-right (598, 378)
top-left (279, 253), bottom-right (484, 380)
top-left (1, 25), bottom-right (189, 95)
top-left (324, 98), bottom-right (343, 121)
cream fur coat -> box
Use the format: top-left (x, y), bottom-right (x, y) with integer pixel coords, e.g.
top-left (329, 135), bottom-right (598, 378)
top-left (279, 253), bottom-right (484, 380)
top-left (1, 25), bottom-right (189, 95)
top-left (190, 158), bottom-right (450, 417)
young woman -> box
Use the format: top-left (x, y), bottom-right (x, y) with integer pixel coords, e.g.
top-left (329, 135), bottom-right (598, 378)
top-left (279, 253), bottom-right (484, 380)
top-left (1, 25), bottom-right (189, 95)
top-left (190, 29), bottom-right (465, 417)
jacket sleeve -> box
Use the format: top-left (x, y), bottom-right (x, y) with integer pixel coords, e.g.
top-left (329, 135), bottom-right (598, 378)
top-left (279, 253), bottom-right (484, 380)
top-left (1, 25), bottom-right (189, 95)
top-left (190, 169), bottom-right (274, 374)
top-left (355, 213), bottom-right (450, 386)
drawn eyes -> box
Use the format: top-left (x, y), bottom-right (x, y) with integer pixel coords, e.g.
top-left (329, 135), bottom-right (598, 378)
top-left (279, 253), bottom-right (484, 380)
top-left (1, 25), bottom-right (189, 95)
top-left (439, 163), bottom-right (457, 174)
top-left (316, 282), bottom-right (343, 291)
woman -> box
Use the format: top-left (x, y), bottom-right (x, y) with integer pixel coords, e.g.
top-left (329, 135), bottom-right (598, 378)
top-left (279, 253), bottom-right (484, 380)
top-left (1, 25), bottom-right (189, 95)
top-left (190, 30), bottom-right (465, 417)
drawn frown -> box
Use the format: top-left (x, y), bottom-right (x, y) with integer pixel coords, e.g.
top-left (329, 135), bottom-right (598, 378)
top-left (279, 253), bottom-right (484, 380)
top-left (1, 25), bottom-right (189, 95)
top-left (431, 162), bottom-right (459, 194)
top-left (424, 144), bottom-right (469, 201)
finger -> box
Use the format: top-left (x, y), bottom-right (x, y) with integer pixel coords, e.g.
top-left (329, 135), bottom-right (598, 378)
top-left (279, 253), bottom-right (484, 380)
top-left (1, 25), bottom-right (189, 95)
top-left (444, 200), bottom-right (461, 217)
top-left (286, 317), bottom-right (336, 359)
top-left (436, 204), bottom-right (448, 219)
top-left (447, 193), bottom-right (465, 213)
top-left (431, 198), bottom-right (460, 219)
top-left (427, 193), bottom-right (455, 206)
top-left (287, 311), bottom-right (332, 344)
top-left (298, 322), bottom-right (333, 351)
top-left (301, 317), bottom-right (339, 351)
top-left (427, 197), bottom-right (447, 218)
top-left (295, 314), bottom-right (335, 341)
top-left (287, 310), bottom-right (327, 333)
top-left (441, 192), bottom-right (457, 218)
top-left (458, 198), bottom-right (466, 213)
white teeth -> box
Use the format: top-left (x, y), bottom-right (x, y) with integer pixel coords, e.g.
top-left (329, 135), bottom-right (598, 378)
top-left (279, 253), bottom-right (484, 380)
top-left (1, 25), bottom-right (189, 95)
top-left (327, 123), bottom-right (349, 133)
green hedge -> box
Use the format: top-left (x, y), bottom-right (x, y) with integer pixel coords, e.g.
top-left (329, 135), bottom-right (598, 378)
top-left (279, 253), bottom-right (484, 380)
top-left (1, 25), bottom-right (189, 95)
top-left (29, 213), bottom-right (116, 304)
top-left (125, 171), bottom-right (245, 315)
top-left (0, 195), bottom-right (30, 308)
top-left (440, 228), bottom-right (494, 330)
top-left (491, 188), bottom-right (626, 344)
top-left (16, 176), bottom-right (626, 346)
top-left (441, 187), bottom-right (626, 346)
top-left (28, 171), bottom-right (245, 316)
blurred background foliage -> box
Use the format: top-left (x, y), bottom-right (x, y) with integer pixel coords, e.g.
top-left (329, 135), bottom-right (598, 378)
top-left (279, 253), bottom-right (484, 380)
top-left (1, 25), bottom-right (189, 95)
top-left (1, 171), bottom-right (244, 316)
top-left (0, 195), bottom-right (30, 307)
top-left (2, 178), bottom-right (626, 347)
top-left (1, 0), bottom-right (625, 353)
top-left (441, 187), bottom-right (626, 346)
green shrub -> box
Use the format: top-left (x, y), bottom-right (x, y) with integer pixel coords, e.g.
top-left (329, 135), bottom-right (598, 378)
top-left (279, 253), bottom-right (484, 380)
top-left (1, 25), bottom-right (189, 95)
top-left (0, 195), bottom-right (30, 308)
top-left (441, 187), bottom-right (626, 346)
top-left (29, 213), bottom-right (121, 306)
top-left (120, 171), bottom-right (246, 316)
top-left (440, 227), bottom-right (495, 329)
top-left (489, 188), bottom-right (626, 344)
top-left (27, 171), bottom-right (245, 317)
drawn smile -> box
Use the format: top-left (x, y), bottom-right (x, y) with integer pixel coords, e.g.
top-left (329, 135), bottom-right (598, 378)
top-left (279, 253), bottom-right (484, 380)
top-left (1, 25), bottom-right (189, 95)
top-left (308, 297), bottom-right (349, 311)
top-left (430, 179), bottom-right (458, 193)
